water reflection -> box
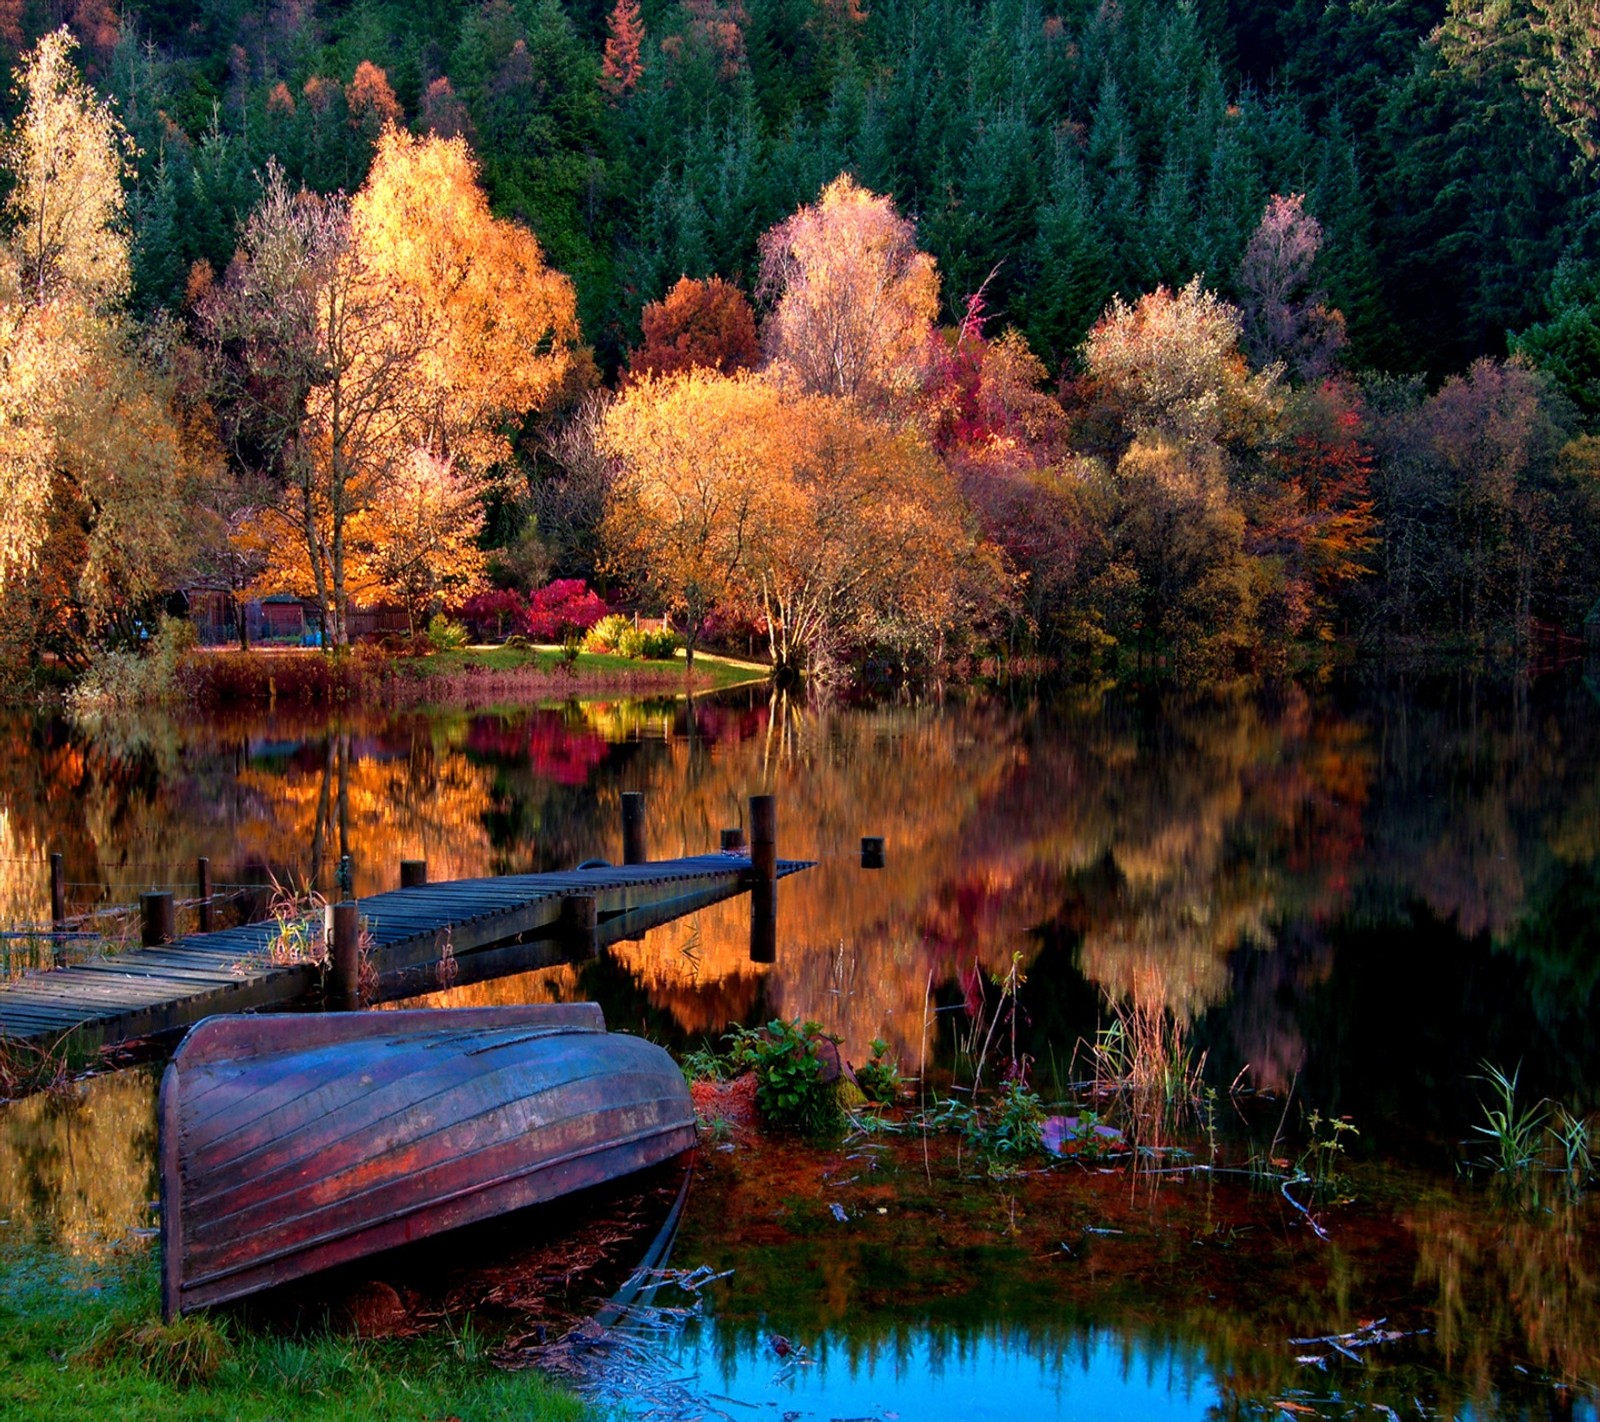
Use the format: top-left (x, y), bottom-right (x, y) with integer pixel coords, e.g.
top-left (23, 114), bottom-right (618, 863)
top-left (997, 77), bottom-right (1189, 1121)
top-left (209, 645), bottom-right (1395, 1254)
top-left (0, 672), bottom-right (1595, 1126)
top-left (0, 670), bottom-right (1595, 1415)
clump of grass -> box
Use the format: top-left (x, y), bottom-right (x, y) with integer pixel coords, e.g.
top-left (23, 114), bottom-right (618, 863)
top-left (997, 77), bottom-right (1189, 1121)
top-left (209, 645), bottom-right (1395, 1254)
top-left (1472, 1062), bottom-right (1546, 1177)
top-left (94, 1314), bottom-right (233, 1387)
top-left (1469, 1061), bottom-right (1594, 1201)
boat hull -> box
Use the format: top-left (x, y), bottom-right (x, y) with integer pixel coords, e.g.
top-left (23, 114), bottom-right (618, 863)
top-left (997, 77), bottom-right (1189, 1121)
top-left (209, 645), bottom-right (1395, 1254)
top-left (160, 1005), bottom-right (696, 1317)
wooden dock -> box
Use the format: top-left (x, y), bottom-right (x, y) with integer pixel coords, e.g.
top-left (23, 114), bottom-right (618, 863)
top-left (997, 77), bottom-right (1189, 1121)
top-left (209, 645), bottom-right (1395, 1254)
top-left (0, 854), bottom-right (810, 1052)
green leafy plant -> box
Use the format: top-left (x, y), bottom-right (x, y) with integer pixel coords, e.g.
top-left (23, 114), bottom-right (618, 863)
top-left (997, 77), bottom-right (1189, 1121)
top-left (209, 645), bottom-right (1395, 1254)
top-left (855, 1038), bottom-right (903, 1104)
top-left (971, 1072), bottom-right (1046, 1159)
top-left (638, 628), bottom-right (680, 660)
top-left (1299, 1108), bottom-right (1359, 1195)
top-left (680, 1041), bottom-right (730, 1083)
top-left (728, 1018), bottom-right (842, 1134)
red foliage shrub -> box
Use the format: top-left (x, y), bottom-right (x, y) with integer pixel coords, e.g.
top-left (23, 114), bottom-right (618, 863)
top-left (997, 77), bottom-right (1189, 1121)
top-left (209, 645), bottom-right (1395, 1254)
top-left (457, 589), bottom-right (525, 640)
top-left (522, 579), bottom-right (609, 641)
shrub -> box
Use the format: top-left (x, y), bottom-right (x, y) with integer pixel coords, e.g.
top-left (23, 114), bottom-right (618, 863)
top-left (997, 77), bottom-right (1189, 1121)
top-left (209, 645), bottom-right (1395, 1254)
top-left (426, 614), bottom-right (470, 650)
top-left (456, 589), bottom-right (524, 641)
top-left (728, 1018), bottom-right (843, 1135)
top-left (583, 612), bottom-right (633, 653)
top-left (524, 579), bottom-right (609, 641)
top-left (638, 628), bottom-right (680, 660)
top-left (68, 617), bottom-right (199, 711)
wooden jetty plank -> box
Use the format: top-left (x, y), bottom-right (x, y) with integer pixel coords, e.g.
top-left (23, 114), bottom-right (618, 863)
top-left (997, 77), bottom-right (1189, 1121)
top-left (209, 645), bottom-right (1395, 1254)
top-left (0, 854), bottom-right (811, 1050)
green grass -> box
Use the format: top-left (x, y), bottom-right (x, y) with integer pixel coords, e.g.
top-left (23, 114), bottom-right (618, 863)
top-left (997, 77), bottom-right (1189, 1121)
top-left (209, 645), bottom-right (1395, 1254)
top-left (413, 643), bottom-right (767, 690)
top-left (0, 1249), bottom-right (594, 1422)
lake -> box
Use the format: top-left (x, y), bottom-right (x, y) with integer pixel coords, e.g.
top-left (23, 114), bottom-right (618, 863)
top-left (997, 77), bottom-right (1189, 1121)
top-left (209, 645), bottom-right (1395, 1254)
top-left (1, 664), bottom-right (1597, 1419)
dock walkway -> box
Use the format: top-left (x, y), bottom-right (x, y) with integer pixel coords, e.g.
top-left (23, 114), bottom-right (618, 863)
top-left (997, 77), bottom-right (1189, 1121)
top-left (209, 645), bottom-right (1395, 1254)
top-left (0, 854), bottom-right (808, 1051)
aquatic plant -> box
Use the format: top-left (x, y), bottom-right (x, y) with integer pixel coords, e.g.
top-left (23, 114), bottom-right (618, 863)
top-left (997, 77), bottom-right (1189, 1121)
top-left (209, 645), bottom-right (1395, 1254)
top-left (1471, 1061), bottom-right (1547, 1178)
top-left (1299, 1108), bottom-right (1359, 1196)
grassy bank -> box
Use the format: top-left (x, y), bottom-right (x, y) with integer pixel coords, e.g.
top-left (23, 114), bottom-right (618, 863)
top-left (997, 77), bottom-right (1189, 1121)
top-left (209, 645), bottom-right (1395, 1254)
top-left (0, 1247), bottom-right (594, 1422)
top-left (174, 643), bottom-right (768, 710)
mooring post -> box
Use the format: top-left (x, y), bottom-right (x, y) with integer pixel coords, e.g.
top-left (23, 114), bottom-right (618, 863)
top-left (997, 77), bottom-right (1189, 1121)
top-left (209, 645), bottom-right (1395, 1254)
top-left (400, 859), bottom-right (428, 889)
top-left (141, 891), bottom-right (176, 947)
top-left (197, 857), bottom-right (213, 933)
top-left (560, 893), bottom-right (599, 960)
top-left (329, 900), bottom-right (361, 1010)
top-left (748, 794), bottom-right (777, 963)
top-left (721, 827), bottom-right (746, 852)
top-left (749, 794), bottom-right (777, 882)
top-left (860, 836), bottom-right (885, 870)
top-left (49, 852), bottom-right (65, 930)
top-left (622, 791), bottom-right (647, 865)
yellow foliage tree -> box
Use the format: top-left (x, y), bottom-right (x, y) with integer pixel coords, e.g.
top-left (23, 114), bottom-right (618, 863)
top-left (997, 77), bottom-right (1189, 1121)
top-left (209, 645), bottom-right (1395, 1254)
top-left (752, 395), bottom-right (980, 678)
top-left (757, 174), bottom-right (939, 408)
top-left (349, 448), bottom-right (489, 633)
top-left (599, 369), bottom-right (781, 665)
top-left (0, 32), bottom-right (202, 665)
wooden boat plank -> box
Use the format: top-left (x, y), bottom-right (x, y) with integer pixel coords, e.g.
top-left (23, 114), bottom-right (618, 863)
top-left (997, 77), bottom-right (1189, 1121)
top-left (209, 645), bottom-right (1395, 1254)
top-left (183, 1035), bottom-right (652, 1188)
top-left (187, 1094), bottom-right (694, 1282)
top-left (187, 1061), bottom-right (679, 1251)
top-left (185, 1025), bottom-right (609, 1174)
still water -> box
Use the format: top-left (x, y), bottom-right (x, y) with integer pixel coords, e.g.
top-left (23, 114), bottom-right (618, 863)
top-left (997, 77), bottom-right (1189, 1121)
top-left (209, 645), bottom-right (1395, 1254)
top-left (0, 667), bottom-right (1597, 1418)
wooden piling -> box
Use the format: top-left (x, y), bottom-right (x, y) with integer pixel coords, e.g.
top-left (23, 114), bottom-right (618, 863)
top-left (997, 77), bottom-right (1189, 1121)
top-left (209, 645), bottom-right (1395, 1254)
top-left (400, 859), bottom-right (428, 889)
top-left (720, 827), bottom-right (746, 852)
top-left (141, 892), bottom-right (176, 947)
top-left (559, 894), bottom-right (599, 959)
top-left (622, 792), bottom-right (648, 865)
top-left (49, 853), bottom-right (65, 930)
top-left (749, 795), bottom-right (777, 883)
top-left (329, 901), bottom-right (361, 1010)
top-left (860, 836), bottom-right (885, 870)
top-left (197, 858), bottom-right (213, 933)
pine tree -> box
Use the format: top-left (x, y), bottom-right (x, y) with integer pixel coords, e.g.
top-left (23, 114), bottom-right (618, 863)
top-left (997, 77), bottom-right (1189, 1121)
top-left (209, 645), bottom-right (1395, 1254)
top-left (600, 0), bottom-right (645, 97)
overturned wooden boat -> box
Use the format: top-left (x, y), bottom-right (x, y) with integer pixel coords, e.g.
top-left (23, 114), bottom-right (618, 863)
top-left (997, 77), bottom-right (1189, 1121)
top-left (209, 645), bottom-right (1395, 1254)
top-left (159, 1004), bottom-right (695, 1318)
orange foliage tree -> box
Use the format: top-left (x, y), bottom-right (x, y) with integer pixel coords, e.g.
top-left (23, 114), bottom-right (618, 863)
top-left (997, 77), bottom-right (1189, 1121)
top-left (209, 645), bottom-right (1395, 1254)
top-left (601, 367), bottom-right (992, 678)
top-left (628, 275), bottom-right (760, 380)
top-left (206, 129), bottom-right (582, 646)
top-left (758, 174), bottom-right (939, 408)
top-left (348, 448), bottom-right (489, 633)
top-left (599, 368), bottom-right (779, 665)
top-left (600, 0), bottom-right (646, 96)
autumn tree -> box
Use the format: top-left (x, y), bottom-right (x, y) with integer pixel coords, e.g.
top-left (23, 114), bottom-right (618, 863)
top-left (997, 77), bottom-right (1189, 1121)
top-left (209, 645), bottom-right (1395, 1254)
top-left (0, 32), bottom-right (205, 670)
top-left (0, 27), bottom-right (133, 590)
top-left (600, 369), bottom-right (778, 665)
top-left (749, 395), bottom-right (988, 679)
top-left (628, 275), bottom-right (760, 380)
top-left (350, 448), bottom-right (489, 634)
top-left (205, 130), bottom-right (581, 647)
top-left (1077, 279), bottom-right (1280, 459)
top-left (600, 0), bottom-right (646, 97)
top-left (758, 175), bottom-right (940, 408)
top-left (1236, 194), bottom-right (1346, 382)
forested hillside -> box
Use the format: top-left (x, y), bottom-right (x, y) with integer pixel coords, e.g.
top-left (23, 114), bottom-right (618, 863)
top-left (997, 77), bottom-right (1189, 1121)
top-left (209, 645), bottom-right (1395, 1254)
top-left (0, 0), bottom-right (1596, 686)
